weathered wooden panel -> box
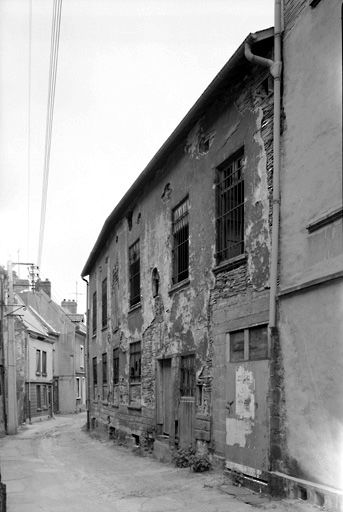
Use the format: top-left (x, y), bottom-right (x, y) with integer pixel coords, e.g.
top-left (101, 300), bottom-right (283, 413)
top-left (179, 397), bottom-right (195, 449)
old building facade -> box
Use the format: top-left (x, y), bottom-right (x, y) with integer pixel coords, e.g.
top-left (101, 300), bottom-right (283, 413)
top-left (271, 0), bottom-right (343, 507)
top-left (82, 28), bottom-right (275, 475)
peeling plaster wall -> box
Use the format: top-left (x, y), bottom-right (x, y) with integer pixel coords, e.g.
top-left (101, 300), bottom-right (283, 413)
top-left (88, 48), bottom-right (274, 452)
top-left (277, 0), bottom-right (343, 490)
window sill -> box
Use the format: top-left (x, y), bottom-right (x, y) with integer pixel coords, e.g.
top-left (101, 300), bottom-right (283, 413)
top-left (129, 382), bottom-right (141, 387)
top-left (42, 373), bottom-right (47, 377)
top-left (110, 403), bottom-right (119, 408)
top-left (306, 206), bottom-right (343, 233)
top-left (35, 372), bottom-right (41, 376)
top-left (102, 401), bottom-right (108, 406)
top-left (168, 278), bottom-right (190, 295)
top-left (37, 408), bottom-right (42, 412)
top-left (92, 334), bottom-right (97, 340)
top-left (213, 254), bottom-right (246, 274)
top-left (127, 404), bottom-right (142, 411)
top-left (128, 303), bottom-right (141, 314)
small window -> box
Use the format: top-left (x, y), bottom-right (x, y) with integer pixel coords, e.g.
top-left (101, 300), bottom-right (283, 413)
top-left (80, 345), bottom-right (84, 369)
top-left (129, 240), bottom-right (140, 307)
top-left (172, 197), bottom-right (189, 284)
top-left (36, 385), bottom-right (41, 410)
top-left (102, 278), bottom-right (107, 328)
top-left (129, 341), bottom-right (141, 383)
top-left (216, 150), bottom-right (244, 264)
top-left (112, 260), bottom-right (119, 329)
top-left (42, 385), bottom-right (47, 408)
top-left (229, 325), bottom-right (268, 362)
top-left (92, 357), bottom-right (97, 385)
top-left (92, 292), bottom-right (97, 335)
top-left (76, 377), bottom-right (81, 399)
top-left (36, 350), bottom-right (41, 374)
top-left (180, 354), bottom-right (195, 397)
top-left (113, 348), bottom-right (119, 385)
top-left (42, 351), bottom-right (47, 375)
top-left (102, 353), bottom-right (107, 385)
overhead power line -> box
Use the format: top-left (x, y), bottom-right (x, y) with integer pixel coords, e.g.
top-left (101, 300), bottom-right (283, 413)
top-left (37, 0), bottom-right (63, 270)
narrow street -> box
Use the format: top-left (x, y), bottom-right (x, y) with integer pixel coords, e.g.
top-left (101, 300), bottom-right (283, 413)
top-left (0, 413), bottom-right (316, 512)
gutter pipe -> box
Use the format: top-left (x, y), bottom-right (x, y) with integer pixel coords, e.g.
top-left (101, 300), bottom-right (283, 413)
top-left (82, 276), bottom-right (90, 430)
top-left (244, 0), bottom-right (282, 339)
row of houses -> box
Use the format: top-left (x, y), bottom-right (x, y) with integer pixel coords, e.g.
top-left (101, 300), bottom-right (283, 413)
top-left (81, 0), bottom-right (342, 508)
top-left (0, 273), bottom-right (86, 435)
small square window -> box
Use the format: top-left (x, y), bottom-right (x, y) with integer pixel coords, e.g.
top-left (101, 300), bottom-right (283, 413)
top-left (229, 325), bottom-right (268, 362)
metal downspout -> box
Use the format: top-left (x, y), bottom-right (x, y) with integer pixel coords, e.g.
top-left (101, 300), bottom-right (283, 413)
top-left (244, 0), bottom-right (283, 341)
top-left (82, 276), bottom-right (90, 430)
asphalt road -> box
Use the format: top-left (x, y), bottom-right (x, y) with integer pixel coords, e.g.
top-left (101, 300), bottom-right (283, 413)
top-left (0, 413), bottom-right (317, 512)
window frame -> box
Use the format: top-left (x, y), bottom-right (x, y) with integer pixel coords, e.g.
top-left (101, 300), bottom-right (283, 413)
top-left (129, 341), bottom-right (141, 384)
top-left (80, 345), bottom-right (84, 369)
top-left (76, 377), bottom-right (81, 399)
top-left (113, 348), bottom-right (119, 386)
top-left (172, 196), bottom-right (190, 285)
top-left (129, 240), bottom-right (141, 308)
top-left (42, 351), bottom-right (47, 376)
top-left (36, 349), bottom-right (41, 375)
top-left (102, 277), bottom-right (108, 328)
top-left (180, 354), bottom-right (195, 397)
top-left (92, 291), bottom-right (97, 335)
top-left (228, 325), bottom-right (269, 363)
top-left (92, 356), bottom-right (97, 385)
top-left (216, 149), bottom-right (245, 265)
top-left (36, 384), bottom-right (41, 410)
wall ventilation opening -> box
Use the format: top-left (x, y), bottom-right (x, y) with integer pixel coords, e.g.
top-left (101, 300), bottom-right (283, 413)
top-left (152, 268), bottom-right (160, 297)
top-left (132, 434), bottom-right (140, 447)
top-left (315, 492), bottom-right (325, 507)
top-left (298, 487), bottom-right (308, 501)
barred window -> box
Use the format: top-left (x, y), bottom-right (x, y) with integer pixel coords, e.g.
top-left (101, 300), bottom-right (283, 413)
top-left (129, 341), bottom-right (141, 383)
top-left (102, 353), bottom-right (107, 384)
top-left (102, 278), bottom-right (107, 328)
top-left (172, 197), bottom-right (189, 284)
top-left (129, 240), bottom-right (140, 307)
top-left (113, 348), bottom-right (119, 385)
top-left (216, 151), bottom-right (244, 264)
top-left (93, 357), bottom-right (97, 385)
top-left (92, 291), bottom-right (97, 334)
top-left (180, 354), bottom-right (195, 397)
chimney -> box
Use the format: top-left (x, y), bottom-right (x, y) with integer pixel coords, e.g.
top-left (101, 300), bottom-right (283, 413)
top-left (61, 299), bottom-right (77, 314)
top-left (36, 278), bottom-right (51, 298)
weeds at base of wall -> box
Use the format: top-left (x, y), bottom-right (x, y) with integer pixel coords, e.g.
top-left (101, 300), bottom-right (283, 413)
top-left (172, 447), bottom-right (212, 472)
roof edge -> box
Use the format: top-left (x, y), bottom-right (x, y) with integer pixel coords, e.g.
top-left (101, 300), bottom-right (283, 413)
top-left (81, 27), bottom-right (274, 277)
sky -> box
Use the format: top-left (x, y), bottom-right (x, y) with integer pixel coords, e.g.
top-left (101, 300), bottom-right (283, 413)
top-left (0, 0), bottom-right (274, 314)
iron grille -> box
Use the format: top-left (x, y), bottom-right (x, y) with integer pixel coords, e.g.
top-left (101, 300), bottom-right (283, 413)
top-left (172, 197), bottom-right (189, 284)
top-left (216, 152), bottom-right (244, 263)
top-left (129, 240), bottom-right (140, 307)
top-left (113, 348), bottom-right (119, 385)
top-left (92, 291), bottom-right (97, 334)
top-left (180, 354), bottom-right (195, 397)
top-left (102, 278), bottom-right (107, 328)
top-left (92, 357), bottom-right (97, 385)
top-left (130, 341), bottom-right (141, 383)
top-left (102, 353), bottom-right (107, 384)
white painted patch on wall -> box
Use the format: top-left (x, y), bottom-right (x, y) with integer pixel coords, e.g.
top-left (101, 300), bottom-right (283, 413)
top-left (226, 417), bottom-right (252, 448)
top-left (236, 365), bottom-right (255, 419)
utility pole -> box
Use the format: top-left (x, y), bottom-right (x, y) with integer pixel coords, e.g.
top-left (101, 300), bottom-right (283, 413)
top-left (7, 260), bottom-right (18, 434)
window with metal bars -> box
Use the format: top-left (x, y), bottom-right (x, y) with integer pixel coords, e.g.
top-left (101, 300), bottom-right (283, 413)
top-left (129, 240), bottom-right (140, 307)
top-left (180, 354), bottom-right (195, 397)
top-left (113, 348), bottom-right (119, 385)
top-left (129, 341), bottom-right (141, 383)
top-left (102, 353), bottom-right (107, 384)
top-left (172, 197), bottom-right (189, 284)
top-left (216, 150), bottom-right (245, 264)
top-left (102, 278), bottom-right (107, 328)
top-left (92, 357), bottom-right (97, 385)
top-left (92, 291), bottom-right (97, 334)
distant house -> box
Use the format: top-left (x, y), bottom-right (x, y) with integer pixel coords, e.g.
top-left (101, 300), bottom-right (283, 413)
top-left (20, 281), bottom-right (86, 415)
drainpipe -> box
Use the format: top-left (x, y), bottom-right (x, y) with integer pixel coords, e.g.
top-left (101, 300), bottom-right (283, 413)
top-left (245, 0), bottom-right (283, 341)
top-left (82, 276), bottom-right (90, 430)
